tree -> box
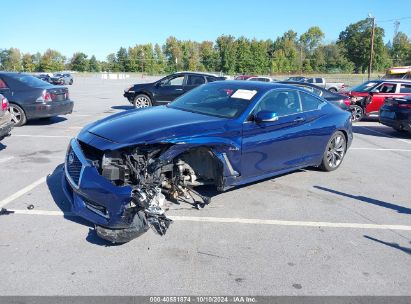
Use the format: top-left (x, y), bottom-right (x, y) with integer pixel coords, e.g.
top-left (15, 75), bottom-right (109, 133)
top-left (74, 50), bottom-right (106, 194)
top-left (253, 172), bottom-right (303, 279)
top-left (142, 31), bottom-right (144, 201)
top-left (22, 53), bottom-right (35, 72)
top-left (88, 55), bottom-right (100, 72)
top-left (0, 48), bottom-right (22, 71)
top-left (235, 37), bottom-right (253, 73)
top-left (216, 35), bottom-right (237, 74)
top-left (164, 36), bottom-right (183, 72)
top-left (300, 26), bottom-right (324, 54)
top-left (70, 52), bottom-right (89, 71)
top-left (154, 43), bottom-right (166, 74)
top-left (338, 18), bottom-right (389, 73)
top-left (116, 47), bottom-right (128, 72)
top-left (199, 41), bottom-right (217, 72)
top-left (391, 32), bottom-right (411, 66)
top-left (106, 53), bottom-right (119, 71)
top-left (38, 49), bottom-right (65, 72)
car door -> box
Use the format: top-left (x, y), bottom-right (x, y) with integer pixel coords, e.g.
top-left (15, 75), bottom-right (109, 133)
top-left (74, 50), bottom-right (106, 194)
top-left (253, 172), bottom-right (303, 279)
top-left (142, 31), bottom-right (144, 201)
top-left (153, 74), bottom-right (186, 103)
top-left (184, 75), bottom-right (206, 94)
top-left (367, 82), bottom-right (398, 114)
top-left (241, 89), bottom-right (308, 178)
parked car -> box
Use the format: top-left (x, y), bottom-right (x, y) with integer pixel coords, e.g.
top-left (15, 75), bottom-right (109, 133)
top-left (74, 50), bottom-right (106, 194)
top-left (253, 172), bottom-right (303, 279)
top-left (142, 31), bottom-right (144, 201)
top-left (346, 80), bottom-right (411, 121)
top-left (384, 66), bottom-right (411, 80)
top-left (278, 81), bottom-right (351, 112)
top-left (36, 73), bottom-right (53, 84)
top-left (0, 94), bottom-right (13, 140)
top-left (234, 75), bottom-right (256, 80)
top-left (51, 73), bottom-right (73, 85)
top-left (246, 76), bottom-right (275, 82)
top-left (285, 76), bottom-right (307, 82)
top-left (123, 72), bottom-right (225, 108)
top-left (0, 72), bottom-right (74, 126)
top-left (284, 77), bottom-right (345, 92)
top-left (379, 95), bottom-right (411, 133)
top-left (64, 81), bottom-right (352, 243)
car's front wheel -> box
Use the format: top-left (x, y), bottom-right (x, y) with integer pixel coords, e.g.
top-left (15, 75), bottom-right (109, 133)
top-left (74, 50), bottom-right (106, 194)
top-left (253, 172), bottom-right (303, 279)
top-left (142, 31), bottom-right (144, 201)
top-left (350, 105), bottom-right (364, 122)
top-left (133, 94), bottom-right (152, 108)
top-left (8, 104), bottom-right (27, 127)
top-left (320, 131), bottom-right (347, 172)
top-left (328, 88), bottom-right (338, 93)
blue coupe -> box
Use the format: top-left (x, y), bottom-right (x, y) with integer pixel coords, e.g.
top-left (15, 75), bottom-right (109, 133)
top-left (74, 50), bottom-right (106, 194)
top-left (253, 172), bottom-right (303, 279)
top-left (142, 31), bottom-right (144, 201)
top-left (62, 81), bottom-right (353, 243)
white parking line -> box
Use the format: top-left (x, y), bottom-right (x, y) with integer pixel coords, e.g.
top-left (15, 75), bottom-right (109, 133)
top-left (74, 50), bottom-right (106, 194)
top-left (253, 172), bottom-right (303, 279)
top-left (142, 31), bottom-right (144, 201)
top-left (12, 135), bottom-right (71, 138)
top-left (351, 148), bottom-right (411, 152)
top-left (5, 210), bottom-right (411, 231)
top-left (357, 126), bottom-right (411, 145)
top-left (0, 176), bottom-right (47, 209)
top-left (0, 156), bottom-right (14, 163)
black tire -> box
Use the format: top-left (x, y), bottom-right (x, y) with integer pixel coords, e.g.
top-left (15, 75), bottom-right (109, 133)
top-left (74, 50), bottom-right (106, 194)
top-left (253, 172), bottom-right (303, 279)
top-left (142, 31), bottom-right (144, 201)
top-left (69, 79), bottom-right (73, 85)
top-left (133, 94), bottom-right (152, 108)
top-left (350, 105), bottom-right (364, 122)
top-left (328, 87), bottom-right (338, 93)
top-left (8, 104), bottom-right (27, 127)
top-left (319, 131), bottom-right (347, 172)
top-left (393, 126), bottom-right (407, 134)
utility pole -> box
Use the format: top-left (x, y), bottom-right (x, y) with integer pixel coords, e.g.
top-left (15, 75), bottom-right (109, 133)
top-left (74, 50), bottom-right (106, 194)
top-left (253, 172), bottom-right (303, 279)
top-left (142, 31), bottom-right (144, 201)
top-left (368, 15), bottom-right (376, 80)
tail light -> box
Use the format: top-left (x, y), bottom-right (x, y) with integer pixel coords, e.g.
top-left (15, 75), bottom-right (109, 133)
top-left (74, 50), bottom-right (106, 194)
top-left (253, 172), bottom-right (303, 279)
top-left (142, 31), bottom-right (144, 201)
top-left (1, 96), bottom-right (9, 111)
top-left (343, 98), bottom-right (351, 106)
top-left (36, 90), bottom-right (53, 102)
top-left (398, 103), bottom-right (411, 109)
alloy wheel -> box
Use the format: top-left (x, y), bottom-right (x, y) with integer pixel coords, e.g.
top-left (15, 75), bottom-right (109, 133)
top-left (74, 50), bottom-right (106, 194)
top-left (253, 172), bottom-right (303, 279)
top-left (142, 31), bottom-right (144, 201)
top-left (350, 105), bottom-right (363, 122)
top-left (9, 105), bottom-right (22, 124)
top-left (134, 96), bottom-right (151, 108)
top-left (326, 134), bottom-right (346, 168)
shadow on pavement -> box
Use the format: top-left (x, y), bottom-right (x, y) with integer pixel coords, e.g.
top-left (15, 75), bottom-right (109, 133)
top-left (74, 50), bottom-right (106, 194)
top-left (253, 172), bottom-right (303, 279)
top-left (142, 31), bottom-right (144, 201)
top-left (353, 124), bottom-right (411, 140)
top-left (364, 235), bottom-right (411, 256)
top-left (26, 116), bottom-right (67, 126)
top-left (314, 185), bottom-right (411, 215)
top-left (111, 105), bottom-right (135, 111)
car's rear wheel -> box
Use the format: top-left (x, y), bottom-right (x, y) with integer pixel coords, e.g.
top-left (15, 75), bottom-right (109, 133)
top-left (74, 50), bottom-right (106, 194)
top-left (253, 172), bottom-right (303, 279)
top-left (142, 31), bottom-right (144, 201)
top-left (133, 94), bottom-right (152, 108)
top-left (8, 104), bottom-right (27, 127)
top-left (350, 105), bottom-right (364, 122)
top-left (328, 88), bottom-right (338, 93)
top-left (69, 79), bottom-right (73, 85)
top-left (320, 131), bottom-right (347, 172)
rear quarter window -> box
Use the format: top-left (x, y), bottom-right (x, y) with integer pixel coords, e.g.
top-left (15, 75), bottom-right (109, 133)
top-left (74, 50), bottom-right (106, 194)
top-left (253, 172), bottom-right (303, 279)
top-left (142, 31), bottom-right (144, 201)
top-left (299, 91), bottom-right (324, 111)
top-left (399, 84), bottom-right (411, 93)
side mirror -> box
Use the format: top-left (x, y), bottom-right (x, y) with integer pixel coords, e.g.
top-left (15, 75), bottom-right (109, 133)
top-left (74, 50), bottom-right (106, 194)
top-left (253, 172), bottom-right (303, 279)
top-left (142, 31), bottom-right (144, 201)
top-left (370, 88), bottom-right (380, 94)
top-left (255, 111), bottom-right (279, 123)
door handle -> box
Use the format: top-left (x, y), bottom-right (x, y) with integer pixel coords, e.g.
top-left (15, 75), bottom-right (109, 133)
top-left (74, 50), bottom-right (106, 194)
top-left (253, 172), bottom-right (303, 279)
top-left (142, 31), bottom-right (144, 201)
top-left (294, 117), bottom-right (305, 123)
top-left (175, 88), bottom-right (183, 91)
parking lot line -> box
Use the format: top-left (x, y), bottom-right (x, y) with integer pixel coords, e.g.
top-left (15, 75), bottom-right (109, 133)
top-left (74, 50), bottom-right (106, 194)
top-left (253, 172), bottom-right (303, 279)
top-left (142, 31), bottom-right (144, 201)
top-left (351, 148), bottom-right (411, 152)
top-left (6, 209), bottom-right (411, 231)
top-left (0, 176), bottom-right (47, 209)
top-left (11, 135), bottom-right (72, 138)
top-left (357, 126), bottom-right (411, 145)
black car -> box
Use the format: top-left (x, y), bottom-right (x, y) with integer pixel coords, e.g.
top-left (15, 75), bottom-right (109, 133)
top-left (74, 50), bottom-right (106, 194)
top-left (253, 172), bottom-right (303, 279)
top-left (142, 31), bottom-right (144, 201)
top-left (123, 72), bottom-right (225, 108)
top-left (277, 81), bottom-right (351, 111)
top-left (36, 74), bottom-right (52, 83)
top-left (379, 95), bottom-right (411, 132)
top-left (0, 73), bottom-right (74, 126)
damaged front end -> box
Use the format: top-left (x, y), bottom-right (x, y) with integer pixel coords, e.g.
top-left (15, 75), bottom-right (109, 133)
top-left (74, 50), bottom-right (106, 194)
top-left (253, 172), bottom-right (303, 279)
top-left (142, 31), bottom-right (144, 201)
top-left (63, 138), bottom-right (222, 243)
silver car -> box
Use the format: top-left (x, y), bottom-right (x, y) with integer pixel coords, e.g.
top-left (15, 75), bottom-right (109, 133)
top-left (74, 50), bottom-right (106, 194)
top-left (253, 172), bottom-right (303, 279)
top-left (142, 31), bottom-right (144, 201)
top-left (0, 94), bottom-right (13, 140)
top-left (51, 73), bottom-right (73, 85)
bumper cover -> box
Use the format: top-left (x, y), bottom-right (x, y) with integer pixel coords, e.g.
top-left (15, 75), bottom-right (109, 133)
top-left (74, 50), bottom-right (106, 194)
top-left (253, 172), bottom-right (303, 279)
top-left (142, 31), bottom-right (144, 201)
top-left (123, 91), bottom-right (134, 102)
top-left (25, 100), bottom-right (74, 119)
top-left (0, 119), bottom-right (13, 139)
top-left (62, 138), bottom-right (135, 229)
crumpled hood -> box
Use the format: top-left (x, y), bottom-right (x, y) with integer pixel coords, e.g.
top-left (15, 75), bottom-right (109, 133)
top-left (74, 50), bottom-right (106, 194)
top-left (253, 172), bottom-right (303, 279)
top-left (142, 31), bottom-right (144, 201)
top-left (82, 106), bottom-right (229, 145)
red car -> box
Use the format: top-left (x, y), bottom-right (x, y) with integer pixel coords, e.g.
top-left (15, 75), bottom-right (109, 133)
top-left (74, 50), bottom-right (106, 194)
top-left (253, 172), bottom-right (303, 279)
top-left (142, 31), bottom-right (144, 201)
top-left (346, 80), bottom-right (411, 121)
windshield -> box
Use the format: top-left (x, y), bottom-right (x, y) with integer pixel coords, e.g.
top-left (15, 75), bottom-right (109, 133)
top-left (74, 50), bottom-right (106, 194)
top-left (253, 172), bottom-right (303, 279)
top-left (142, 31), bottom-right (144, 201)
top-left (351, 81), bottom-right (380, 92)
top-left (7, 74), bottom-right (50, 87)
top-left (168, 83), bottom-right (259, 118)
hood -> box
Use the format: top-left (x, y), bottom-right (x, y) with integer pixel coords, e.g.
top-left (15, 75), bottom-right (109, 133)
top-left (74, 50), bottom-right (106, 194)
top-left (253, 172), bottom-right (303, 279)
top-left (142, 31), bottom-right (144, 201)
top-left (81, 106), bottom-right (229, 145)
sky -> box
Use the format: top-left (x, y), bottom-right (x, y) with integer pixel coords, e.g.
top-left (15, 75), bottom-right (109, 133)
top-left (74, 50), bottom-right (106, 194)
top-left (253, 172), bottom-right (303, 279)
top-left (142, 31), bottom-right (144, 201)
top-left (2, 0), bottom-right (411, 61)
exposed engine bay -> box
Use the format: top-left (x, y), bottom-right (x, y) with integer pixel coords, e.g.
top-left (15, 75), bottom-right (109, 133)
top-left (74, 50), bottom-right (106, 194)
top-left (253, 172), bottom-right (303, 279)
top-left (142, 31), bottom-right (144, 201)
top-left (80, 142), bottom-right (221, 243)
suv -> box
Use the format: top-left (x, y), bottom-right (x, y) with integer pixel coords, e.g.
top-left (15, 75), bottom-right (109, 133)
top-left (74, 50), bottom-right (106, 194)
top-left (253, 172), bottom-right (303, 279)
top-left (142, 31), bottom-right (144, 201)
top-left (0, 94), bottom-right (13, 140)
top-left (347, 80), bottom-right (411, 121)
top-left (124, 72), bottom-right (224, 108)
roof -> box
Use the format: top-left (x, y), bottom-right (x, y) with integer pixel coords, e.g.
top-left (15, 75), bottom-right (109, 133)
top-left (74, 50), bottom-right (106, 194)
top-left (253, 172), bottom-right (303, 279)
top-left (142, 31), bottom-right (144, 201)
top-left (212, 80), bottom-right (297, 92)
top-left (174, 71), bottom-right (220, 77)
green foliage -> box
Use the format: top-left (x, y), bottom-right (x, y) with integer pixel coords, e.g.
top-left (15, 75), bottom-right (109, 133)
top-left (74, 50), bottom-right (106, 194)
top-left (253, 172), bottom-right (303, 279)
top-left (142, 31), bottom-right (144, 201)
top-left (38, 49), bottom-right (65, 72)
top-left (391, 32), bottom-right (411, 66)
top-left (0, 48), bottom-right (22, 71)
top-left (338, 18), bottom-right (390, 73)
top-left (88, 55), bottom-right (100, 72)
top-left (70, 52), bottom-right (89, 72)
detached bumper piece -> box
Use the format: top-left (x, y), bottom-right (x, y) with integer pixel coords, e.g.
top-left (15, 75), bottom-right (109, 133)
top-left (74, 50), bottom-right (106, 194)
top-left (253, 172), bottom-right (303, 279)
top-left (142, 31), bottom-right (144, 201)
top-left (0, 121), bottom-right (13, 140)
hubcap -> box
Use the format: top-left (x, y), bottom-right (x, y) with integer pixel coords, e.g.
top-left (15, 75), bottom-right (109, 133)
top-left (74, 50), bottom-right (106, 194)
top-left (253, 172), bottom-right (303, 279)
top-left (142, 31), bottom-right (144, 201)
top-left (326, 134), bottom-right (346, 168)
top-left (134, 96), bottom-right (150, 108)
top-left (350, 105), bottom-right (363, 122)
top-left (8, 106), bottom-right (21, 124)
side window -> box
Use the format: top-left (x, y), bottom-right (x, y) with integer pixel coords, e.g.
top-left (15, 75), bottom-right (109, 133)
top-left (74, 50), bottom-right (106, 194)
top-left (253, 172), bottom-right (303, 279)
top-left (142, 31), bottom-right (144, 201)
top-left (316, 78), bottom-right (323, 83)
top-left (378, 83), bottom-right (397, 93)
top-left (399, 84), bottom-right (411, 93)
top-left (164, 76), bottom-right (185, 86)
top-left (206, 76), bottom-right (217, 83)
top-left (187, 75), bottom-right (205, 86)
top-left (300, 91), bottom-right (324, 111)
top-left (0, 78), bottom-right (8, 89)
top-left (307, 78), bottom-right (314, 83)
top-left (255, 90), bottom-right (301, 117)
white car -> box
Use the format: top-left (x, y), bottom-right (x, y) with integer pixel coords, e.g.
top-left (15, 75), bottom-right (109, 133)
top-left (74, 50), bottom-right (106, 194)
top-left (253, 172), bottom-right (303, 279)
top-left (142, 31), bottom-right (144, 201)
top-left (246, 76), bottom-right (275, 82)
